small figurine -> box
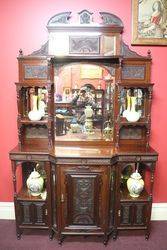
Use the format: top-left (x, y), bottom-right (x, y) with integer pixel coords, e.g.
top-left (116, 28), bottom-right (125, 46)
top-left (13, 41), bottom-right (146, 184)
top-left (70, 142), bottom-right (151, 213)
top-left (103, 121), bottom-right (113, 141)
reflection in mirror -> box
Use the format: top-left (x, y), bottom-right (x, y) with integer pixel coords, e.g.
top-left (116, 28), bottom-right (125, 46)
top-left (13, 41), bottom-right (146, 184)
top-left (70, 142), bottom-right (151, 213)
top-left (54, 63), bottom-right (115, 141)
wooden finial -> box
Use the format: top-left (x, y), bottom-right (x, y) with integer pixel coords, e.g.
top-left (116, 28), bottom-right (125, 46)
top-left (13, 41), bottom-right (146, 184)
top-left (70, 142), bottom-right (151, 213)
top-left (147, 50), bottom-right (151, 58)
top-left (19, 49), bottom-right (23, 57)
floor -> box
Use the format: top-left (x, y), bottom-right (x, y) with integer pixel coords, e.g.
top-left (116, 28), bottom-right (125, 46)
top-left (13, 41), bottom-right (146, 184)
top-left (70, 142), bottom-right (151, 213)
top-left (0, 220), bottom-right (167, 250)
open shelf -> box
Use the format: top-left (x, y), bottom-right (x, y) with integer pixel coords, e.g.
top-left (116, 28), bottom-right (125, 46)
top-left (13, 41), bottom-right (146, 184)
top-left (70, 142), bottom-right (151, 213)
top-left (117, 82), bottom-right (154, 88)
top-left (17, 187), bottom-right (47, 201)
top-left (20, 117), bottom-right (48, 125)
top-left (120, 188), bottom-right (149, 202)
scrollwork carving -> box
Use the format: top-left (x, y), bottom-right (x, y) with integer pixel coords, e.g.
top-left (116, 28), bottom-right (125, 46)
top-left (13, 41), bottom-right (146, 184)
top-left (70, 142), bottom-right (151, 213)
top-left (99, 12), bottom-right (123, 26)
top-left (47, 12), bottom-right (71, 25)
top-left (73, 178), bottom-right (94, 224)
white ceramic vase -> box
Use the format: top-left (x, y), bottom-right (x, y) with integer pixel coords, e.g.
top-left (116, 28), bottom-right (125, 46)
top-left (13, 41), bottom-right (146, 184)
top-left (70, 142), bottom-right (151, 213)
top-left (28, 95), bottom-right (42, 121)
top-left (123, 93), bottom-right (131, 118)
top-left (84, 105), bottom-right (93, 133)
top-left (26, 168), bottom-right (44, 196)
top-left (84, 105), bottom-right (93, 118)
top-left (127, 170), bottom-right (144, 198)
top-left (126, 96), bottom-right (141, 122)
top-left (38, 100), bottom-right (46, 117)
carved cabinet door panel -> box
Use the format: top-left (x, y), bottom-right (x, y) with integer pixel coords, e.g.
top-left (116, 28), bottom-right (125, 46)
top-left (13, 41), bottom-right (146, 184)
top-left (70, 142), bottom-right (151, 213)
top-left (133, 203), bottom-right (148, 226)
top-left (17, 201), bottom-right (48, 226)
top-left (58, 165), bottom-right (110, 233)
top-left (118, 202), bottom-right (148, 228)
top-left (119, 203), bottom-right (133, 226)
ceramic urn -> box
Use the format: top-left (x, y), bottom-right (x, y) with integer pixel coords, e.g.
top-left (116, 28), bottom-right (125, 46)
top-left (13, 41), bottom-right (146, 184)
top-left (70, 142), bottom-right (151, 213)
top-left (127, 170), bottom-right (144, 198)
top-left (26, 168), bottom-right (44, 196)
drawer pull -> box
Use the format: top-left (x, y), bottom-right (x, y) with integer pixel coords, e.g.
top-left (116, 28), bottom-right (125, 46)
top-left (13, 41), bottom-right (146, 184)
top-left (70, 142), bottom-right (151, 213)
top-left (61, 194), bottom-right (64, 203)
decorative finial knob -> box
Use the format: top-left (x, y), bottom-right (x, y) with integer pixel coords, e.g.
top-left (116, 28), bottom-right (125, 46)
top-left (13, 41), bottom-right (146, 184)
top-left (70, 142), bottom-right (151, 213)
top-left (147, 50), bottom-right (151, 58)
top-left (19, 49), bottom-right (23, 56)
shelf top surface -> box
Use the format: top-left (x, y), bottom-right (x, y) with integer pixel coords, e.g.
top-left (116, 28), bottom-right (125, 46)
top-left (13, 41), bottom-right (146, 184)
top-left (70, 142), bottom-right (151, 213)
top-left (10, 144), bottom-right (158, 158)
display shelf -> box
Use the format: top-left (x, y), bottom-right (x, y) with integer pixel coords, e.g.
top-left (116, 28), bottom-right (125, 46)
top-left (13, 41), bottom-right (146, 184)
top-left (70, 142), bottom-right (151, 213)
top-left (119, 119), bottom-right (148, 127)
top-left (15, 81), bottom-right (54, 88)
top-left (17, 187), bottom-right (47, 201)
top-left (117, 82), bottom-right (154, 88)
top-left (51, 55), bottom-right (123, 64)
top-left (120, 188), bottom-right (149, 202)
top-left (20, 117), bottom-right (48, 125)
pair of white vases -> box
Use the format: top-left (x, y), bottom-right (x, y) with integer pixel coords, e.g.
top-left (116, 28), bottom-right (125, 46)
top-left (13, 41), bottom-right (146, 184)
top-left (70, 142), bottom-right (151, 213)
top-left (123, 94), bottom-right (141, 122)
top-left (28, 95), bottom-right (45, 121)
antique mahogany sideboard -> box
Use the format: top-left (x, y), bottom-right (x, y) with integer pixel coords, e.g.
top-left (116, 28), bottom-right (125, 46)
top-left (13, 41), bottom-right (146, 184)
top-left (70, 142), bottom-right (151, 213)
top-left (9, 11), bottom-right (158, 245)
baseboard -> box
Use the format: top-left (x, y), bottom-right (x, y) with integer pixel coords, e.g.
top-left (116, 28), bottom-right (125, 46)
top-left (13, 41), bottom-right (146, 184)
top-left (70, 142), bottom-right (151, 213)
top-left (151, 203), bottom-right (167, 220)
top-left (0, 202), bottom-right (15, 220)
top-left (0, 202), bottom-right (167, 220)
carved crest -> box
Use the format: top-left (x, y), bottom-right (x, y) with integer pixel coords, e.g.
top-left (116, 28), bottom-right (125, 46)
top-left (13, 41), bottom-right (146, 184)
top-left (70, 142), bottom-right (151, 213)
top-left (78, 10), bottom-right (93, 24)
top-left (99, 12), bottom-right (123, 26)
top-left (47, 12), bottom-right (71, 25)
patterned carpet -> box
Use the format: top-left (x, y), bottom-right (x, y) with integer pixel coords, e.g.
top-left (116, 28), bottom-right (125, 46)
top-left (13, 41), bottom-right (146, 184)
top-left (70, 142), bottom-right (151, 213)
top-left (0, 220), bottom-right (167, 250)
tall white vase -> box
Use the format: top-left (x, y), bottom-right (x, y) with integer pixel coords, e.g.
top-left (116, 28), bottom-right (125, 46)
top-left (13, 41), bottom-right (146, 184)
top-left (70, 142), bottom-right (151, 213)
top-left (126, 96), bottom-right (141, 122)
top-left (123, 93), bottom-right (131, 118)
top-left (28, 95), bottom-right (42, 121)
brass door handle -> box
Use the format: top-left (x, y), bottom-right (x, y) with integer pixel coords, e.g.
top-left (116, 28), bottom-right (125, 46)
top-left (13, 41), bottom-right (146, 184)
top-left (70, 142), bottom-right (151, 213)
top-left (61, 194), bottom-right (65, 203)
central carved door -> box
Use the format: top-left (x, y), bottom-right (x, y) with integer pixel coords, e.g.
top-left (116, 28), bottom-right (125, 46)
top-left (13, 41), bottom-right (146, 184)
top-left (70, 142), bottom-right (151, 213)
top-left (57, 165), bottom-right (110, 234)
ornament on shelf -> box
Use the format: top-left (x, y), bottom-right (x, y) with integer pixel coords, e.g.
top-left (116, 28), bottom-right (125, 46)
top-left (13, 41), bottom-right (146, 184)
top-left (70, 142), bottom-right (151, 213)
top-left (126, 96), bottom-right (141, 122)
top-left (103, 121), bottom-right (113, 141)
top-left (123, 91), bottom-right (141, 122)
top-left (122, 92), bottom-right (131, 118)
top-left (28, 95), bottom-right (42, 121)
top-left (26, 164), bottom-right (44, 196)
top-left (127, 166), bottom-right (144, 198)
top-left (84, 105), bottom-right (93, 133)
top-left (38, 89), bottom-right (47, 117)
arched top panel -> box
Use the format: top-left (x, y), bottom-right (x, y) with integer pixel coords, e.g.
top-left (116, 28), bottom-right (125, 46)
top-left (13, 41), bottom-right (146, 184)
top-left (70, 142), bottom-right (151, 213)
top-left (47, 10), bottom-right (124, 27)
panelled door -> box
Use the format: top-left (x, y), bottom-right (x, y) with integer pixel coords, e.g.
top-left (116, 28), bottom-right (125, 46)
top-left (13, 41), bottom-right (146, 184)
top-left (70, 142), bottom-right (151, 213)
top-left (57, 165), bottom-right (110, 234)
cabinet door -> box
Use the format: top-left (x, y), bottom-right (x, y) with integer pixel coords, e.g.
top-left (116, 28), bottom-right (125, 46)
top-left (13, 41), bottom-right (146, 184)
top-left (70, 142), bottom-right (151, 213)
top-left (59, 165), bottom-right (109, 233)
top-left (133, 203), bottom-right (147, 226)
top-left (118, 202), bottom-right (148, 228)
top-left (119, 203), bottom-right (133, 226)
top-left (17, 201), bottom-right (48, 227)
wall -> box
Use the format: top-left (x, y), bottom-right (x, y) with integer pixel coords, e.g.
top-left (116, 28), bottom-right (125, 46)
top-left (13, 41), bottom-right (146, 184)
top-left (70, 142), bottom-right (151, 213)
top-left (0, 0), bottom-right (166, 202)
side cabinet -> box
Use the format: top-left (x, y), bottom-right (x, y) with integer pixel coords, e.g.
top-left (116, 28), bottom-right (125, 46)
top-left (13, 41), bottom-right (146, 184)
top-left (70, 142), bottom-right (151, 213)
top-left (55, 164), bottom-right (113, 244)
top-left (114, 159), bottom-right (156, 240)
top-left (11, 160), bottom-right (53, 239)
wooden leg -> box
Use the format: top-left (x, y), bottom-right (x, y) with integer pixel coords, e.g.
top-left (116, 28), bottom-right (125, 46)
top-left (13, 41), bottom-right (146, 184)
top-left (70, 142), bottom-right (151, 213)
top-left (16, 229), bottom-right (22, 240)
top-left (103, 234), bottom-right (109, 246)
top-left (58, 234), bottom-right (65, 245)
top-left (49, 229), bottom-right (54, 240)
top-left (112, 229), bottom-right (118, 240)
top-left (145, 232), bottom-right (150, 240)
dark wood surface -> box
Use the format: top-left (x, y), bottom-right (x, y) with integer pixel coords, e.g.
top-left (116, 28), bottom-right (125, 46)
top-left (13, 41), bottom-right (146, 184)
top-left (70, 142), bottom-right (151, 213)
top-left (10, 144), bottom-right (158, 157)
